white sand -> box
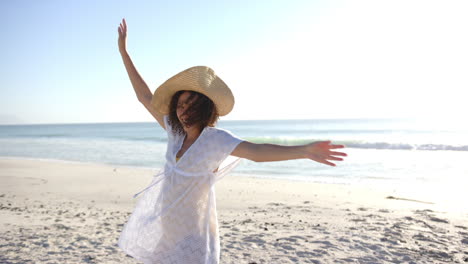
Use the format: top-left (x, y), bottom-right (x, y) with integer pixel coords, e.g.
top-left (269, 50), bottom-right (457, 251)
top-left (0, 157), bottom-right (467, 263)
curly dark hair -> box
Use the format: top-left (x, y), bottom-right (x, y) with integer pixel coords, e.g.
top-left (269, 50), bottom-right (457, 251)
top-left (168, 90), bottom-right (219, 135)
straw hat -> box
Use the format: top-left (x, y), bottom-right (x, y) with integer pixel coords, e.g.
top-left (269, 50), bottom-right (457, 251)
top-left (150, 66), bottom-right (234, 116)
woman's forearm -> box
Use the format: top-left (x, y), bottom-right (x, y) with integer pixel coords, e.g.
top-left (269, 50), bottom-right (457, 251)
top-left (235, 142), bottom-right (306, 162)
top-left (120, 50), bottom-right (153, 101)
top-left (255, 144), bottom-right (306, 162)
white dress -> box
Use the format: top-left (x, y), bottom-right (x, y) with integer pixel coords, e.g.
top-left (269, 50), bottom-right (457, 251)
top-left (118, 115), bottom-right (243, 264)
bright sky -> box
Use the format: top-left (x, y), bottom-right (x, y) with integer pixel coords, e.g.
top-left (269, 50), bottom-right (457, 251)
top-left (1, 0), bottom-right (467, 124)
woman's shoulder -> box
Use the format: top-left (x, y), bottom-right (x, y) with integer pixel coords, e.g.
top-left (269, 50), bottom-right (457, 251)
top-left (204, 125), bottom-right (231, 135)
top-left (204, 126), bottom-right (242, 142)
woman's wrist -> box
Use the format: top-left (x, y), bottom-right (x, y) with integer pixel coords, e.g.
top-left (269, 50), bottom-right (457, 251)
top-left (298, 145), bottom-right (309, 159)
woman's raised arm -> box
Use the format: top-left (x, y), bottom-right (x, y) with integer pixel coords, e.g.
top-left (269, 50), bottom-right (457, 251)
top-left (118, 18), bottom-right (165, 129)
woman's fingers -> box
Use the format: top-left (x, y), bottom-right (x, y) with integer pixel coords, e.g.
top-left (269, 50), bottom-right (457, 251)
top-left (307, 141), bottom-right (347, 166)
top-left (322, 160), bottom-right (336, 167)
top-left (118, 18), bottom-right (127, 35)
top-left (329, 144), bottom-right (345, 149)
top-left (330, 151), bottom-right (347, 156)
top-left (119, 19), bottom-right (127, 33)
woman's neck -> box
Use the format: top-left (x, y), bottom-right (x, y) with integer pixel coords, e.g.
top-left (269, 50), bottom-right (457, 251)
top-left (183, 125), bottom-right (202, 141)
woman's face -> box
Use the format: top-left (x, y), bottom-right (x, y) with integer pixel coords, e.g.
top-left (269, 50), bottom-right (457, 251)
top-left (176, 91), bottom-right (198, 127)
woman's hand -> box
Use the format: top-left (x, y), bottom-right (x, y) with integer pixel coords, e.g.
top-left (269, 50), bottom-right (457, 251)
top-left (118, 18), bottom-right (127, 53)
top-left (304, 141), bottom-right (346, 166)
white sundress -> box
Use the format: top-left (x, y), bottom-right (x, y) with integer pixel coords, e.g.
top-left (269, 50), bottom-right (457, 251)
top-left (118, 115), bottom-right (244, 264)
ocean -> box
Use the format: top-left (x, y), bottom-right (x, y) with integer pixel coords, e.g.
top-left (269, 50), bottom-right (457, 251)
top-left (1, 118), bottom-right (467, 207)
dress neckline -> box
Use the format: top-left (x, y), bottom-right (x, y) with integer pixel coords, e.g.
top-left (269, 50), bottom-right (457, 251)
top-left (175, 126), bottom-right (208, 164)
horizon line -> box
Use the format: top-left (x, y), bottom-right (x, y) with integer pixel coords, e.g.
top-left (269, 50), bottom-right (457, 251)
top-left (0, 117), bottom-right (423, 126)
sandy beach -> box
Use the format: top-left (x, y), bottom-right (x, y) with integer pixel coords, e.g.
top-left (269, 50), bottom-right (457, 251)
top-left (0, 157), bottom-right (467, 263)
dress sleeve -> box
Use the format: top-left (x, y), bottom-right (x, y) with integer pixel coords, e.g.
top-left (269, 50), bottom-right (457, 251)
top-left (163, 115), bottom-right (170, 130)
top-left (212, 128), bottom-right (244, 162)
top-left (210, 128), bottom-right (243, 182)
top-left (163, 115), bottom-right (176, 140)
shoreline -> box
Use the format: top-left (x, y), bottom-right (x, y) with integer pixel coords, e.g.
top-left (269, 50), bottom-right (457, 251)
top-left (1, 157), bottom-right (467, 263)
top-left (1, 155), bottom-right (466, 213)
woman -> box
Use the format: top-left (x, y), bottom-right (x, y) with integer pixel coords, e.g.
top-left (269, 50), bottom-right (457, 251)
top-left (117, 18), bottom-right (346, 264)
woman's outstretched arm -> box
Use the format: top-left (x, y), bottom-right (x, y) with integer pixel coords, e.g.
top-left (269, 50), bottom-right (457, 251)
top-left (117, 18), bottom-right (165, 129)
top-left (231, 141), bottom-right (347, 166)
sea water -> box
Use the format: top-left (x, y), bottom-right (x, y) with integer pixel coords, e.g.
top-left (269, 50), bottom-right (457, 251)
top-left (1, 118), bottom-right (467, 208)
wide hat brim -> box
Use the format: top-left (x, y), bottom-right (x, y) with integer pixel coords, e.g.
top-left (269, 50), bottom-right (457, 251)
top-left (151, 66), bottom-right (234, 116)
